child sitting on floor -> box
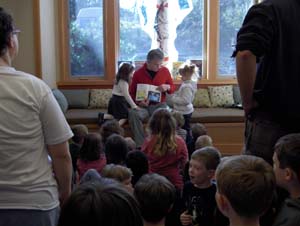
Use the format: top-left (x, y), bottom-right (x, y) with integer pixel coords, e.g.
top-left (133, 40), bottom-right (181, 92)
top-left (188, 123), bottom-right (208, 156)
top-left (69, 124), bottom-right (88, 173)
top-left (180, 147), bottom-right (228, 226)
top-left (142, 108), bottom-right (188, 190)
top-left (100, 119), bottom-right (124, 144)
top-left (58, 179), bottom-right (143, 226)
top-left (134, 173), bottom-right (176, 226)
top-left (124, 137), bottom-right (137, 151)
top-left (215, 155), bottom-right (275, 226)
top-left (195, 135), bottom-right (213, 150)
top-left (77, 133), bottom-right (107, 180)
top-left (105, 134), bottom-right (129, 165)
top-left (101, 164), bottom-right (133, 193)
top-left (125, 150), bottom-right (149, 186)
top-left (272, 133), bottom-right (300, 226)
top-left (172, 111), bottom-right (187, 141)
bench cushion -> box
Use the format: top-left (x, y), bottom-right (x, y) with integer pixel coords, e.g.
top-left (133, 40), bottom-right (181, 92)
top-left (191, 108), bottom-right (244, 123)
top-left (65, 108), bottom-right (245, 125)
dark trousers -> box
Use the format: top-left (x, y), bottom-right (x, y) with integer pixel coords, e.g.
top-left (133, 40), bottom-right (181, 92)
top-left (183, 113), bottom-right (192, 146)
top-left (244, 110), bottom-right (300, 164)
top-left (0, 207), bottom-right (59, 226)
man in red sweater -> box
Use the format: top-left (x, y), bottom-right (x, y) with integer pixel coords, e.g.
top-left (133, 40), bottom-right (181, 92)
top-left (129, 48), bottom-right (175, 147)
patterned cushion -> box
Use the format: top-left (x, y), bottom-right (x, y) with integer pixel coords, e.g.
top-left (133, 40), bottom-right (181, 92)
top-left (208, 85), bottom-right (234, 107)
top-left (193, 88), bottom-right (212, 107)
top-left (89, 89), bottom-right (112, 108)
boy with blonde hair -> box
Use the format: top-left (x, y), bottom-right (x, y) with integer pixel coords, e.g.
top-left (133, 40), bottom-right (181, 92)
top-left (180, 147), bottom-right (228, 226)
top-left (195, 135), bottom-right (213, 150)
top-left (272, 133), bottom-right (300, 226)
top-left (215, 155), bottom-right (275, 226)
top-left (101, 164), bottom-right (133, 192)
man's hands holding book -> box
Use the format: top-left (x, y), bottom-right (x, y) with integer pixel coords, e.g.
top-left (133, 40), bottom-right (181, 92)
top-left (137, 99), bottom-right (149, 107)
top-left (157, 84), bottom-right (170, 92)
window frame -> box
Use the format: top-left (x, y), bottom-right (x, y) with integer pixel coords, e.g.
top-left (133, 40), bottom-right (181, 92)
top-left (57, 0), bottom-right (258, 88)
top-left (58, 0), bottom-right (118, 88)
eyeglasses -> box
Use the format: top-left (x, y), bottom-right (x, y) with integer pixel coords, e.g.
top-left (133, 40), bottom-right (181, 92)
top-left (12, 29), bottom-right (21, 35)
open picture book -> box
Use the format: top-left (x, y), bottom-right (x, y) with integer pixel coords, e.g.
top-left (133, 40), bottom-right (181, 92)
top-left (136, 84), bottom-right (161, 103)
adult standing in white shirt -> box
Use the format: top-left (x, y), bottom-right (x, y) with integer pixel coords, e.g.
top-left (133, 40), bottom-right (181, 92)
top-left (0, 8), bottom-right (73, 226)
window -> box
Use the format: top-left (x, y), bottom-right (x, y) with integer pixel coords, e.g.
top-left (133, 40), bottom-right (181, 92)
top-left (58, 0), bottom-right (257, 87)
top-left (119, 0), bottom-right (204, 80)
top-left (218, 0), bottom-right (254, 76)
top-left (68, 0), bottom-right (104, 77)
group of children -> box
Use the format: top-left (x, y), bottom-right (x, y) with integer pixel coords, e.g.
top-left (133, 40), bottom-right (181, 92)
top-left (66, 127), bottom-right (300, 226)
top-left (69, 121), bottom-right (148, 188)
top-left (64, 60), bottom-right (300, 226)
top-left (98, 60), bottom-right (198, 141)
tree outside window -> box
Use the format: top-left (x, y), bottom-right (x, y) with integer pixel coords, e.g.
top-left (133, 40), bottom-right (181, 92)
top-left (68, 0), bottom-right (104, 77)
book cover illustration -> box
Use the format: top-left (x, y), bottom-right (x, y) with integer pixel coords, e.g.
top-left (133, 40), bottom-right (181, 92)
top-left (136, 84), bottom-right (161, 102)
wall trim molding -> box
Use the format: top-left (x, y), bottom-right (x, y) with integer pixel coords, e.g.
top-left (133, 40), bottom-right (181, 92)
top-left (33, 0), bottom-right (42, 78)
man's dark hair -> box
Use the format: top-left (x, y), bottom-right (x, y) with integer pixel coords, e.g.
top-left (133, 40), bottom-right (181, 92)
top-left (0, 8), bottom-right (14, 56)
top-left (134, 173), bottom-right (176, 223)
top-left (146, 48), bottom-right (164, 62)
top-left (58, 180), bottom-right (143, 226)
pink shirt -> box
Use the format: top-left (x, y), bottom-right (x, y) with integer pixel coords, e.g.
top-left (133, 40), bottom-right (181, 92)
top-left (142, 135), bottom-right (188, 190)
top-left (77, 155), bottom-right (107, 179)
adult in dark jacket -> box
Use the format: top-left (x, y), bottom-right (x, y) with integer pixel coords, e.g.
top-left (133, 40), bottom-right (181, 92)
top-left (233, 0), bottom-right (300, 164)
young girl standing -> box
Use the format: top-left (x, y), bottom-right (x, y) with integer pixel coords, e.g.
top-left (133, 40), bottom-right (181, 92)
top-left (98, 63), bottom-right (139, 126)
top-left (171, 64), bottom-right (197, 144)
top-left (141, 108), bottom-right (188, 190)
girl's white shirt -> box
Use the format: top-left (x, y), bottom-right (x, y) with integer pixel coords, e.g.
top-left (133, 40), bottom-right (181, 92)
top-left (171, 79), bottom-right (197, 115)
top-left (112, 79), bottom-right (137, 109)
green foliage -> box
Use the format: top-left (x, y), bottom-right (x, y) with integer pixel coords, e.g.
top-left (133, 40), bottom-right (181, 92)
top-left (69, 0), bottom-right (104, 76)
top-left (69, 23), bottom-right (104, 75)
top-left (175, 0), bottom-right (203, 61)
top-left (67, 0), bottom-right (253, 75)
top-left (219, 0), bottom-right (253, 74)
top-left (119, 7), bottom-right (151, 61)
